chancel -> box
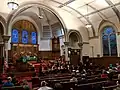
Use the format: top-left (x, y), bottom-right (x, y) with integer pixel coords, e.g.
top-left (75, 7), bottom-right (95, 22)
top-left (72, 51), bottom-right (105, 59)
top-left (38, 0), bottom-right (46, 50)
top-left (0, 0), bottom-right (120, 90)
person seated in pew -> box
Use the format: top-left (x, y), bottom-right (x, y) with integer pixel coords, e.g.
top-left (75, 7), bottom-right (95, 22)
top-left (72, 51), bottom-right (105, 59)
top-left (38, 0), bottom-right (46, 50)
top-left (21, 79), bottom-right (30, 90)
top-left (10, 74), bottom-right (18, 85)
top-left (92, 84), bottom-right (102, 90)
top-left (38, 81), bottom-right (53, 90)
top-left (101, 69), bottom-right (108, 78)
top-left (3, 77), bottom-right (14, 87)
top-left (104, 76), bottom-right (115, 87)
top-left (114, 81), bottom-right (120, 90)
top-left (81, 69), bottom-right (87, 79)
top-left (70, 74), bottom-right (78, 83)
top-left (107, 68), bottom-right (114, 81)
top-left (54, 83), bottom-right (63, 90)
top-left (76, 69), bottom-right (80, 76)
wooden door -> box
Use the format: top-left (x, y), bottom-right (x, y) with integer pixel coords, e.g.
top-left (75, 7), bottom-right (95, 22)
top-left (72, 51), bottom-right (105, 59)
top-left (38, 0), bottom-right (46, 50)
top-left (69, 49), bottom-right (81, 66)
top-left (70, 55), bottom-right (80, 66)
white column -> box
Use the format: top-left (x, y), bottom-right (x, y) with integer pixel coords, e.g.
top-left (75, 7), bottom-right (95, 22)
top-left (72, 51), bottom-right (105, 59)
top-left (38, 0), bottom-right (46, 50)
top-left (2, 35), bottom-right (10, 73)
top-left (78, 42), bottom-right (83, 63)
top-left (64, 42), bottom-right (70, 62)
top-left (4, 42), bottom-right (8, 63)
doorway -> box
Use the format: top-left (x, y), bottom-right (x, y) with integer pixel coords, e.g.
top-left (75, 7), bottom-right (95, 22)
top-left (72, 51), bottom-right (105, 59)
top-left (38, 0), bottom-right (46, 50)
top-left (68, 31), bottom-right (82, 66)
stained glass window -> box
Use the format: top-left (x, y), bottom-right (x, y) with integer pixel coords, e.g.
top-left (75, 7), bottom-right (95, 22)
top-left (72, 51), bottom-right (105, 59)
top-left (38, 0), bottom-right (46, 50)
top-left (22, 30), bottom-right (28, 44)
top-left (102, 27), bottom-right (117, 56)
top-left (11, 29), bottom-right (19, 43)
top-left (31, 32), bottom-right (37, 44)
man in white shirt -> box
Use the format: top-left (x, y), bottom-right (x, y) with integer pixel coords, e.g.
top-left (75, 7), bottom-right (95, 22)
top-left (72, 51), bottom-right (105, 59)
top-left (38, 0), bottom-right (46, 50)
top-left (38, 81), bottom-right (53, 90)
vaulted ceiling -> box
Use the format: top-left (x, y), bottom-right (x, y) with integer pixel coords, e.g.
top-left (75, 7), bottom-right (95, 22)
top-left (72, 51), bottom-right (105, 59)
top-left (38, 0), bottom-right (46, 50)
top-left (0, 0), bottom-right (120, 37)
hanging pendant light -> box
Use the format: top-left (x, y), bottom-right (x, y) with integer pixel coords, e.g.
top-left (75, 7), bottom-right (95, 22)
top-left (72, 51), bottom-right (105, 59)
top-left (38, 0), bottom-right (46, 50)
top-left (85, 4), bottom-right (92, 28)
top-left (7, 0), bottom-right (19, 10)
top-left (85, 24), bottom-right (92, 28)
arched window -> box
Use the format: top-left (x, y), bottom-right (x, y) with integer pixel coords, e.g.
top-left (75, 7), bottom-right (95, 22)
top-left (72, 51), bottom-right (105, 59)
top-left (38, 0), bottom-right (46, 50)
top-left (11, 20), bottom-right (37, 44)
top-left (31, 32), bottom-right (37, 44)
top-left (22, 30), bottom-right (28, 44)
top-left (102, 26), bottom-right (117, 56)
top-left (11, 29), bottom-right (19, 43)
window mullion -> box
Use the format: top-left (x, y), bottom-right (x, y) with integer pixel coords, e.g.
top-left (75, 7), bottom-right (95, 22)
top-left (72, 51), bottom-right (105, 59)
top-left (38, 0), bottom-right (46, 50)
top-left (108, 35), bottom-right (111, 56)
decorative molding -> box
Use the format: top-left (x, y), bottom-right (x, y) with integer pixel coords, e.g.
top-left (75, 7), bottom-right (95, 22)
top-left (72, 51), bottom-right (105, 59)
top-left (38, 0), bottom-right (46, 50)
top-left (83, 42), bottom-right (89, 44)
top-left (64, 42), bottom-right (70, 46)
top-left (78, 42), bottom-right (83, 47)
top-left (67, 29), bottom-right (82, 43)
top-left (89, 36), bottom-right (99, 40)
top-left (2, 35), bottom-right (11, 42)
top-left (6, 2), bottom-right (67, 41)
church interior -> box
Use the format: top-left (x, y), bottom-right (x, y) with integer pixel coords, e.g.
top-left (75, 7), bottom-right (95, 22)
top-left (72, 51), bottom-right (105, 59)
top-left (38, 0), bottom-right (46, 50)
top-left (1, 0), bottom-right (120, 90)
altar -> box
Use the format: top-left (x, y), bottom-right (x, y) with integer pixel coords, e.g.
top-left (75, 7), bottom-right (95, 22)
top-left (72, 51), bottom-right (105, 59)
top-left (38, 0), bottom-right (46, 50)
top-left (11, 43), bottom-right (38, 63)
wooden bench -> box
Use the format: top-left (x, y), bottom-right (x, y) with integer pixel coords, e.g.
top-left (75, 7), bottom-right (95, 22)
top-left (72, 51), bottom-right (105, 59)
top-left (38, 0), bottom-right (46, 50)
top-left (75, 81), bottom-right (106, 90)
top-left (103, 85), bottom-right (118, 90)
top-left (31, 74), bottom-right (104, 88)
top-left (1, 86), bottom-right (24, 90)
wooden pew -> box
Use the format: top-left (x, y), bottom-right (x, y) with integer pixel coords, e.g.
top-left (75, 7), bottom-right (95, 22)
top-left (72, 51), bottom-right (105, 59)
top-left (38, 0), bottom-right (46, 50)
top-left (61, 82), bottom-right (76, 90)
top-left (1, 86), bottom-right (24, 90)
top-left (32, 74), bottom-right (103, 88)
top-left (102, 85), bottom-right (118, 90)
top-left (31, 71), bottom-right (119, 89)
top-left (75, 81), bottom-right (106, 90)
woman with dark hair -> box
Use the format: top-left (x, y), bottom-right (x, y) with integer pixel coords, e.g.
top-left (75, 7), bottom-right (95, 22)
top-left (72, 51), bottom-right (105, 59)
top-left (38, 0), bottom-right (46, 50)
top-left (54, 83), bottom-right (63, 90)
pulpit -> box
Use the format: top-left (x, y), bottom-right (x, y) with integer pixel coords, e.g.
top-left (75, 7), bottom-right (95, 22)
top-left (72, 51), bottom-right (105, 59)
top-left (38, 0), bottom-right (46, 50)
top-left (68, 48), bottom-right (81, 66)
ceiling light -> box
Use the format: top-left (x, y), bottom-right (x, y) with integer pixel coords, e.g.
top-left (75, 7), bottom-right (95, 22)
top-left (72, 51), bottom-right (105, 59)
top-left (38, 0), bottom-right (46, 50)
top-left (85, 24), bottom-right (92, 28)
top-left (85, 4), bottom-right (92, 28)
top-left (38, 15), bottom-right (43, 19)
top-left (38, 7), bottom-right (44, 19)
top-left (7, 0), bottom-right (19, 10)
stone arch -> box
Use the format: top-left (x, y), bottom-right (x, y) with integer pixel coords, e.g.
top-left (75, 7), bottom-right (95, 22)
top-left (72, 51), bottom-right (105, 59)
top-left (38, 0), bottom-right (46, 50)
top-left (66, 30), bottom-right (83, 66)
top-left (7, 17), bottom-right (41, 51)
top-left (0, 15), bottom-right (6, 35)
top-left (8, 16), bottom-right (40, 39)
top-left (67, 30), bottom-right (83, 43)
top-left (98, 20), bottom-right (118, 35)
top-left (7, 2), bottom-right (67, 41)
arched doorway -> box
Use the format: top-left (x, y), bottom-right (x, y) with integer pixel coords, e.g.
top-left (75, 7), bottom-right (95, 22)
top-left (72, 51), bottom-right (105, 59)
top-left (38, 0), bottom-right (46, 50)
top-left (68, 31), bottom-right (82, 66)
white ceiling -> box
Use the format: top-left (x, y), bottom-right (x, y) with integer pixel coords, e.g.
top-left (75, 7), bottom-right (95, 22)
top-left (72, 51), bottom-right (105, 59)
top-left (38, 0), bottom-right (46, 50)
top-left (0, 0), bottom-right (120, 37)
top-left (1, 0), bottom-right (120, 21)
top-left (1, 0), bottom-right (119, 17)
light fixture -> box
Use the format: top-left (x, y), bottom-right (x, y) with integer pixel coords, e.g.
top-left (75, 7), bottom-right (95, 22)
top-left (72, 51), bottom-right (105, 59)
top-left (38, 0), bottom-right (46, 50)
top-left (85, 24), bottom-right (92, 28)
top-left (7, 0), bottom-right (19, 10)
top-left (85, 4), bottom-right (92, 28)
top-left (38, 7), bottom-right (43, 19)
